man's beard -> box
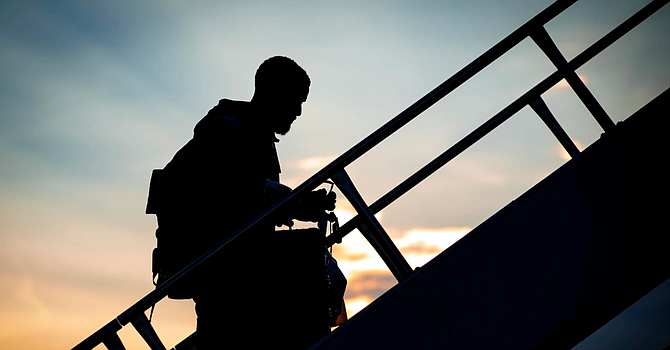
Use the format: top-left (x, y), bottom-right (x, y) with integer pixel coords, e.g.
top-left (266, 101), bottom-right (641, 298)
top-left (275, 125), bottom-right (290, 135)
top-left (274, 119), bottom-right (293, 135)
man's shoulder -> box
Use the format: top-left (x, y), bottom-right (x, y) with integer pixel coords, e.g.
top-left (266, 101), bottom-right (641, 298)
top-left (195, 99), bottom-right (251, 137)
top-left (193, 114), bottom-right (246, 141)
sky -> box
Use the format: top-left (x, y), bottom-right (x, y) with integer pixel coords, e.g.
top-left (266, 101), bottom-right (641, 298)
top-left (0, 0), bottom-right (669, 349)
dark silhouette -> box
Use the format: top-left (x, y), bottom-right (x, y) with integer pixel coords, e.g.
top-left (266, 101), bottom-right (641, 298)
top-left (150, 56), bottom-right (336, 349)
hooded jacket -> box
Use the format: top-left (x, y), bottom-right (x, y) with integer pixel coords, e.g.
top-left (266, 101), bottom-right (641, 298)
top-left (155, 99), bottom-right (281, 290)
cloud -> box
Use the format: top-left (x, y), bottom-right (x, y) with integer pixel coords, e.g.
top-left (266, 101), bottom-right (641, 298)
top-left (279, 155), bottom-right (338, 188)
top-left (332, 246), bottom-right (370, 262)
top-left (330, 207), bottom-right (390, 276)
top-left (330, 208), bottom-right (471, 318)
top-left (342, 297), bottom-right (373, 319)
top-left (398, 241), bottom-right (443, 255)
top-left (395, 227), bottom-right (471, 268)
top-left (297, 155), bottom-right (337, 170)
top-left (344, 270), bottom-right (396, 300)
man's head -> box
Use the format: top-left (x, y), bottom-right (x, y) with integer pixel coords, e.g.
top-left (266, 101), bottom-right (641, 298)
top-left (251, 56), bottom-right (310, 135)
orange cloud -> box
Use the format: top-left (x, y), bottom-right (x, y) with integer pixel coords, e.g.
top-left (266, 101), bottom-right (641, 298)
top-left (344, 270), bottom-right (396, 300)
top-left (335, 250), bottom-right (370, 262)
top-left (328, 219), bottom-right (471, 319)
top-left (398, 241), bottom-right (443, 255)
top-left (395, 227), bottom-right (471, 268)
top-left (342, 297), bottom-right (373, 318)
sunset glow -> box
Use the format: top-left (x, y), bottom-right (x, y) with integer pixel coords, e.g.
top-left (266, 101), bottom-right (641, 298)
top-left (1, 0), bottom-right (668, 349)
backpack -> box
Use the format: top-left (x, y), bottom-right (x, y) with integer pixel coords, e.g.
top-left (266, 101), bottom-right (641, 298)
top-left (146, 116), bottom-right (249, 299)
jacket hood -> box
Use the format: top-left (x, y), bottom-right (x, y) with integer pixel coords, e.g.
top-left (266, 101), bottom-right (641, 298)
top-left (194, 99), bottom-right (250, 137)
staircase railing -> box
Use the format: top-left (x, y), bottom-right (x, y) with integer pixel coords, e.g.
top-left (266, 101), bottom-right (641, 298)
top-left (72, 0), bottom-right (670, 349)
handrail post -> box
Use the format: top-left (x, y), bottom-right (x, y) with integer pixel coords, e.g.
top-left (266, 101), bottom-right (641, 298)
top-left (102, 334), bottom-right (126, 350)
top-left (130, 313), bottom-right (167, 350)
top-left (531, 26), bottom-right (616, 132)
top-left (331, 170), bottom-right (413, 281)
top-left (530, 97), bottom-right (581, 158)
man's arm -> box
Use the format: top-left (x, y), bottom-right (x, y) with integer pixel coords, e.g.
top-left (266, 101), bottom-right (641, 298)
top-left (292, 188), bottom-right (337, 223)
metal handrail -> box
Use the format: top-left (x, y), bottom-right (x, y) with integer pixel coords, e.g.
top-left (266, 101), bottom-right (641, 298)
top-left (327, 0), bottom-right (669, 246)
top-left (72, 0), bottom-right (669, 348)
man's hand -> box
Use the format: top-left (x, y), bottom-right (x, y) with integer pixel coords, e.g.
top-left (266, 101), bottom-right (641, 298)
top-left (294, 189), bottom-right (336, 222)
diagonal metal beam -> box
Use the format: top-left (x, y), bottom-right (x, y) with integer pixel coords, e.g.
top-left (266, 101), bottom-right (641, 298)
top-left (531, 26), bottom-right (615, 132)
top-left (331, 170), bottom-right (413, 281)
top-left (130, 313), bottom-right (167, 350)
top-left (530, 97), bottom-right (581, 158)
top-left (102, 333), bottom-right (126, 350)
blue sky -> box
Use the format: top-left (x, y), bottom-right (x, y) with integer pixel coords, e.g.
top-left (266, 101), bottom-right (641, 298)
top-left (1, 0), bottom-right (668, 349)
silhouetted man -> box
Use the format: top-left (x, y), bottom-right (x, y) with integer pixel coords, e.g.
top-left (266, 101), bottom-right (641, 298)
top-left (155, 56), bottom-right (335, 349)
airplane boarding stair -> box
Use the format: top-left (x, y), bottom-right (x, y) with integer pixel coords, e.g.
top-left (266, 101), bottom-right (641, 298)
top-left (72, 0), bottom-right (669, 349)
top-left (309, 88), bottom-right (670, 350)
